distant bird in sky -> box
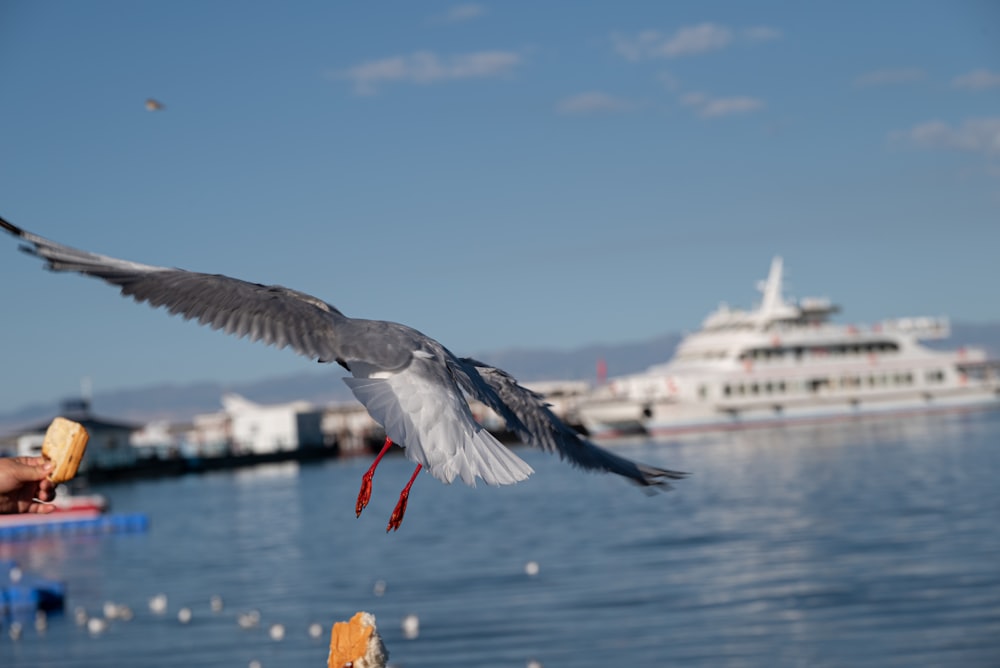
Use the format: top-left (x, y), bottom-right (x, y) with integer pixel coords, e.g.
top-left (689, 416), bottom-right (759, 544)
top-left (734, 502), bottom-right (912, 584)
top-left (144, 98), bottom-right (165, 111)
top-left (1, 216), bottom-right (687, 531)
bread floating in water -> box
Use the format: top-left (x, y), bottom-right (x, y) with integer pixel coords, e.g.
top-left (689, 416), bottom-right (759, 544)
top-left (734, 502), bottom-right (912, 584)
top-left (41, 417), bottom-right (89, 484)
top-left (328, 611), bottom-right (387, 668)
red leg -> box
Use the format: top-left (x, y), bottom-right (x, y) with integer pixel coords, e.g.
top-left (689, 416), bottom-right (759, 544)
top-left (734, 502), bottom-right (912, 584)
top-left (356, 437), bottom-right (394, 518)
top-left (386, 464), bottom-right (422, 532)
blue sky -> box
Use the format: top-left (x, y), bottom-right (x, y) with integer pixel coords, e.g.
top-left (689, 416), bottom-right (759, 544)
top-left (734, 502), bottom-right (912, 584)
top-left (1, 1), bottom-right (998, 410)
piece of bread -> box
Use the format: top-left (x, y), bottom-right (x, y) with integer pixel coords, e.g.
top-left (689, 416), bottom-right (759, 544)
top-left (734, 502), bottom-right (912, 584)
top-left (41, 417), bottom-right (90, 484)
top-left (328, 611), bottom-right (387, 668)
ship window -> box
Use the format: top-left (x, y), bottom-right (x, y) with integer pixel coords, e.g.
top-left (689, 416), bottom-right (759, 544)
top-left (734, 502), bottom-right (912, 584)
top-left (926, 370), bottom-right (945, 383)
top-left (723, 385), bottom-right (732, 397)
top-left (808, 378), bottom-right (829, 392)
top-left (698, 385), bottom-right (708, 400)
top-left (841, 376), bottom-right (860, 388)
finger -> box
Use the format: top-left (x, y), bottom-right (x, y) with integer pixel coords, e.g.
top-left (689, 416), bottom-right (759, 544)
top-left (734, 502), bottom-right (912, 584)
top-left (33, 483), bottom-right (57, 503)
top-left (11, 459), bottom-right (54, 482)
top-left (26, 500), bottom-right (57, 515)
top-left (12, 456), bottom-right (50, 468)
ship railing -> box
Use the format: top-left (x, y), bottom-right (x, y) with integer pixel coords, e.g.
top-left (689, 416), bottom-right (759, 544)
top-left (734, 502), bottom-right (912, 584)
top-left (876, 317), bottom-right (950, 340)
top-left (765, 318), bottom-right (949, 341)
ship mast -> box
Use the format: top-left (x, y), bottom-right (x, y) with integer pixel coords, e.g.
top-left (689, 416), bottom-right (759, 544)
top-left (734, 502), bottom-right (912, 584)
top-left (760, 257), bottom-right (783, 313)
top-left (756, 256), bottom-right (788, 328)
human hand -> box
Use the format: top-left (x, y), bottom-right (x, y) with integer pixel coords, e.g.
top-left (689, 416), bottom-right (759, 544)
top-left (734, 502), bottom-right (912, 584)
top-left (0, 456), bottom-right (58, 514)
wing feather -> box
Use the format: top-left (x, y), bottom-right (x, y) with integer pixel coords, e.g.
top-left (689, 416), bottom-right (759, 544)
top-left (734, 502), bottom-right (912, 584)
top-left (1, 218), bottom-right (349, 363)
top-left (464, 358), bottom-right (688, 488)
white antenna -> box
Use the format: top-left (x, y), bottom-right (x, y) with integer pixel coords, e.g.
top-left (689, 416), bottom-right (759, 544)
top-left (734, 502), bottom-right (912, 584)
top-left (759, 256), bottom-right (784, 314)
top-left (81, 376), bottom-right (93, 403)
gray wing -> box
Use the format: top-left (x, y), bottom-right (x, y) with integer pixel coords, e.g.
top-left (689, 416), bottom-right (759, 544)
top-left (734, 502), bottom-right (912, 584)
top-left (2, 217), bottom-right (349, 363)
top-left (441, 351), bottom-right (532, 439)
top-left (463, 358), bottom-right (689, 488)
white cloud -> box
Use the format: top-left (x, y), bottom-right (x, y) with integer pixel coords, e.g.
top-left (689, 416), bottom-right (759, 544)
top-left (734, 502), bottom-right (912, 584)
top-left (437, 4), bottom-right (487, 24)
top-left (700, 96), bottom-right (765, 118)
top-left (612, 23), bottom-right (780, 61)
top-left (611, 30), bottom-right (666, 62)
top-left (556, 92), bottom-right (634, 115)
top-left (336, 50), bottom-right (523, 95)
top-left (679, 91), bottom-right (708, 108)
top-left (854, 68), bottom-right (925, 87)
top-left (743, 26), bottom-right (782, 42)
top-left (952, 69), bottom-right (1000, 91)
top-left (661, 23), bottom-right (733, 57)
top-left (892, 118), bottom-right (1000, 154)
top-left (680, 91), bottom-right (764, 118)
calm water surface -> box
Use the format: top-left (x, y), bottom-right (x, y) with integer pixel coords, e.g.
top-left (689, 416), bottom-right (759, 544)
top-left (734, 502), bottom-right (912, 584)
top-left (2, 411), bottom-right (999, 667)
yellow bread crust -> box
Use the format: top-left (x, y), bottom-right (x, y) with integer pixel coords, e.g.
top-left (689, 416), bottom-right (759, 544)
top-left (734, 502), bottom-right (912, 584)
top-left (41, 417), bottom-right (89, 484)
top-left (328, 612), bottom-right (386, 668)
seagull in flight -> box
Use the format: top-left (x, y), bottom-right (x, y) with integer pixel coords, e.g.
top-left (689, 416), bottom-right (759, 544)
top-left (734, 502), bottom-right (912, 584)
top-left (1, 216), bottom-right (687, 530)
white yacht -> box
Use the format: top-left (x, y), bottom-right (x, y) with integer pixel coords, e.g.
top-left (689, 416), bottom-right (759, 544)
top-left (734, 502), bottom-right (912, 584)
top-left (576, 258), bottom-right (1000, 439)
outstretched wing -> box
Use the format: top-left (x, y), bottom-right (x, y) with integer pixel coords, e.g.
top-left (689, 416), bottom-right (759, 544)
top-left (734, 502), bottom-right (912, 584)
top-left (1, 216), bottom-right (348, 363)
top-left (464, 358), bottom-right (689, 488)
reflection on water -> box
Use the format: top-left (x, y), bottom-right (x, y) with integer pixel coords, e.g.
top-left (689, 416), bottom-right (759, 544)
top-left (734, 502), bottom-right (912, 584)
top-left (3, 411), bottom-right (1000, 667)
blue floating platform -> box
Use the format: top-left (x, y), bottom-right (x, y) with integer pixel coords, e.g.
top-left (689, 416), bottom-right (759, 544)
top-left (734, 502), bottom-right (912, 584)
top-left (0, 512), bottom-right (149, 541)
top-left (1, 560), bottom-right (66, 618)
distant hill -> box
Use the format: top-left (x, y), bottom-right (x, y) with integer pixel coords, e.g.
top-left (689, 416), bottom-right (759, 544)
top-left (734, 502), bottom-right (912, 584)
top-left (472, 332), bottom-right (684, 384)
top-left (1, 322), bottom-right (997, 436)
